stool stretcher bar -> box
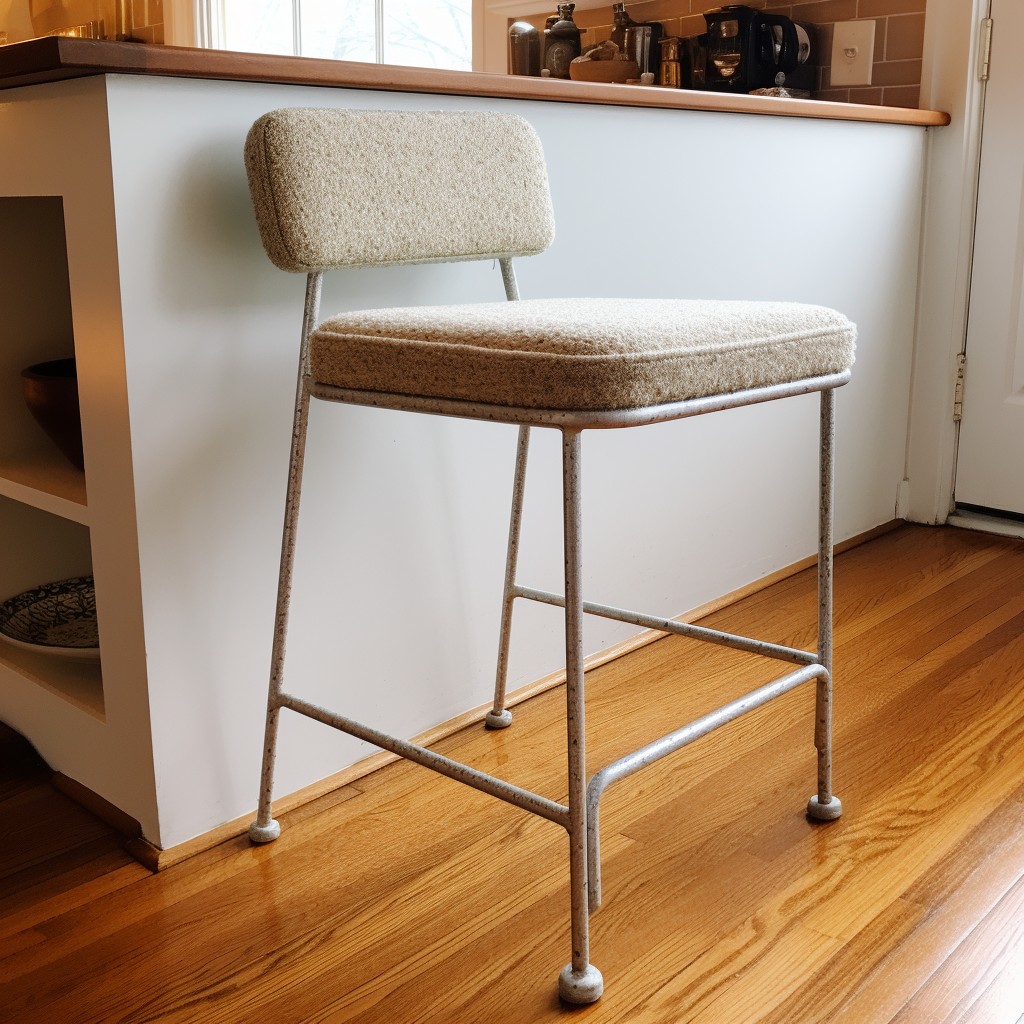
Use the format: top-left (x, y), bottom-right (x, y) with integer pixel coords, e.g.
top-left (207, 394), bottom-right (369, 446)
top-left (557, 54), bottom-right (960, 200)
top-left (585, 662), bottom-right (829, 910)
top-left (309, 369), bottom-right (851, 431)
top-left (275, 663), bottom-right (828, 878)
top-left (514, 586), bottom-right (819, 667)
top-left (277, 691), bottom-right (570, 827)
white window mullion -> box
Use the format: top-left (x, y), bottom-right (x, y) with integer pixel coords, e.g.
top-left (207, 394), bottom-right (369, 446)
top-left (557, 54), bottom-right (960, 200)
top-left (375, 0), bottom-right (385, 64)
top-left (193, 0), bottom-right (225, 49)
top-left (292, 0), bottom-right (302, 57)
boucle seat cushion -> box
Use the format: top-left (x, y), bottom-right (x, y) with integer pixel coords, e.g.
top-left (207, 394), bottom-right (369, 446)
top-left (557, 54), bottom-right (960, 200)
top-left (310, 298), bottom-right (856, 412)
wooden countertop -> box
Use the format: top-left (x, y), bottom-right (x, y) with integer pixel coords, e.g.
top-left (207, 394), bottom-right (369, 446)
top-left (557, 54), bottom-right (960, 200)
top-left (0, 36), bottom-right (950, 127)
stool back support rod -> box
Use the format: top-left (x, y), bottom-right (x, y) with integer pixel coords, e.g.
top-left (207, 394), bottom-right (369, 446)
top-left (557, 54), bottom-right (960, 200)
top-left (499, 257), bottom-right (519, 302)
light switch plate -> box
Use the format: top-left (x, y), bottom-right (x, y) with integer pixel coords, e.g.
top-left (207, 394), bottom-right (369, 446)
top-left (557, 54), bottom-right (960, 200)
top-left (830, 20), bottom-right (875, 87)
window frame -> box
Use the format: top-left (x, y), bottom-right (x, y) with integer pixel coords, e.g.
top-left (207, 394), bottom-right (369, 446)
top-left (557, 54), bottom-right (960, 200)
top-left (166, 0), bottom-right (483, 69)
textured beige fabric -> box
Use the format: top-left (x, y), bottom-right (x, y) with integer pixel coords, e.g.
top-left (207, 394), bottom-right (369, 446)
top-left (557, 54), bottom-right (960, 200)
top-left (311, 298), bottom-right (856, 411)
top-left (245, 109), bottom-right (556, 273)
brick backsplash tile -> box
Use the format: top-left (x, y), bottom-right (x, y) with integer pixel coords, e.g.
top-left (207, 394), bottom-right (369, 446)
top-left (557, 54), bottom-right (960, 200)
top-left (133, 23), bottom-right (162, 43)
top-left (817, 86), bottom-right (851, 101)
top-left (848, 85), bottom-right (883, 103)
top-left (885, 13), bottom-right (924, 59)
top-left (571, 8), bottom-right (615, 29)
top-left (857, 0), bottom-right (924, 15)
top-left (805, 22), bottom-right (832, 70)
top-left (883, 84), bottom-right (920, 106)
top-left (871, 57), bottom-right (921, 85)
top-left (789, 0), bottom-right (858, 23)
top-left (869, 17), bottom-right (888, 61)
top-left (631, 0), bottom-right (695, 20)
top-left (678, 13), bottom-right (707, 36)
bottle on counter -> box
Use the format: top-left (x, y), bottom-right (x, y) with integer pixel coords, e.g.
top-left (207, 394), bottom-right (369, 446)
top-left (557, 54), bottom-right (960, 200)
top-left (609, 2), bottom-right (637, 54)
top-left (544, 3), bottom-right (581, 79)
top-left (508, 21), bottom-right (542, 76)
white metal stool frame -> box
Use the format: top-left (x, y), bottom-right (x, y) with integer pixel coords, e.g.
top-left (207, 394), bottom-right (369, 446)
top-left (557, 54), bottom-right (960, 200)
top-left (249, 259), bottom-right (848, 1005)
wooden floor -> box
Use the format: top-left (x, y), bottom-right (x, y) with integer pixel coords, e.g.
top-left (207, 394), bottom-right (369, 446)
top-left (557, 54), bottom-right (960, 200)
top-left (3, 524), bottom-right (1024, 1024)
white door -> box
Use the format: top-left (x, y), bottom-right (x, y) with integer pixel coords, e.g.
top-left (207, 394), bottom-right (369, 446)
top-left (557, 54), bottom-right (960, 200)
top-left (955, 0), bottom-right (1024, 516)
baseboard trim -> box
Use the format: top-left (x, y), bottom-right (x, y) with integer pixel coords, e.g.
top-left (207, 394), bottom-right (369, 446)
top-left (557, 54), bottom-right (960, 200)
top-left (947, 510), bottom-right (1024, 540)
top-left (119, 518), bottom-right (902, 872)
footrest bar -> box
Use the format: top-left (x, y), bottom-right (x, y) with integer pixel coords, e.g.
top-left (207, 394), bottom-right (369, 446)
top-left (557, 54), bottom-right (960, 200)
top-left (585, 662), bottom-right (828, 911)
top-left (277, 692), bottom-right (570, 828)
top-left (515, 587), bottom-right (817, 667)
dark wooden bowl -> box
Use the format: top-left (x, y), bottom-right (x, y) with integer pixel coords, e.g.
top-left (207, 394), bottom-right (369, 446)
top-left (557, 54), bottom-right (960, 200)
top-left (21, 358), bottom-right (84, 471)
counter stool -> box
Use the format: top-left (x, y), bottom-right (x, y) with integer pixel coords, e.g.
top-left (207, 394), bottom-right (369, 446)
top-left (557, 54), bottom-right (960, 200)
top-left (244, 107), bottom-right (855, 1004)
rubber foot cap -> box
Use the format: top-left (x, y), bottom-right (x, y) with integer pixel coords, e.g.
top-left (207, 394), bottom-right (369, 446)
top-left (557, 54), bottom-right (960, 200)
top-left (558, 963), bottom-right (604, 1004)
top-left (248, 818), bottom-right (281, 843)
top-left (484, 709), bottom-right (513, 729)
top-left (807, 794), bottom-right (843, 821)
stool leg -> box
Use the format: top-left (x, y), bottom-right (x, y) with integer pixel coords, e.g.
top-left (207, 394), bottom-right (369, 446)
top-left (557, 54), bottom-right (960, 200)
top-left (486, 425), bottom-right (531, 730)
top-left (808, 387), bottom-right (843, 823)
top-left (250, 274), bottom-right (321, 844)
top-left (557, 429), bottom-right (604, 1004)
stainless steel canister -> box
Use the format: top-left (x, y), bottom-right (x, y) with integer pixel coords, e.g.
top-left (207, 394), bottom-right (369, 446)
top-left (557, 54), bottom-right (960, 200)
top-left (508, 21), bottom-right (541, 76)
top-left (659, 36), bottom-right (682, 87)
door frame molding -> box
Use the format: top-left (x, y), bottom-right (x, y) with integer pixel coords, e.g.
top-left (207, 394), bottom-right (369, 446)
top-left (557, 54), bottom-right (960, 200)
top-left (904, 0), bottom-right (991, 524)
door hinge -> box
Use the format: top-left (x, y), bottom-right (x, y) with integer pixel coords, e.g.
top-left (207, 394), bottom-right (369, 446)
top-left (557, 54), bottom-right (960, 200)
top-left (980, 17), bottom-right (994, 81)
top-left (953, 352), bottom-right (967, 422)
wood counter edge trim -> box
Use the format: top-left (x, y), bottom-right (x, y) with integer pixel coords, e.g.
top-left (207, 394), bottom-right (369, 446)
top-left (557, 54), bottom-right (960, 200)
top-left (122, 517), bottom-right (902, 873)
top-left (0, 37), bottom-right (951, 128)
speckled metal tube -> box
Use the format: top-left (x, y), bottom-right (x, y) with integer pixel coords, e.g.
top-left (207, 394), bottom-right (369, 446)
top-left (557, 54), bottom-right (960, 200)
top-left (514, 587), bottom-right (818, 666)
top-left (486, 425), bottom-right (531, 730)
top-left (487, 257), bottom-right (525, 730)
top-left (585, 662), bottom-right (830, 911)
top-left (309, 370), bottom-right (852, 431)
top-left (250, 271), bottom-right (323, 844)
top-left (278, 691), bottom-right (569, 826)
top-left (808, 387), bottom-right (842, 822)
top-left (558, 428), bottom-right (604, 1004)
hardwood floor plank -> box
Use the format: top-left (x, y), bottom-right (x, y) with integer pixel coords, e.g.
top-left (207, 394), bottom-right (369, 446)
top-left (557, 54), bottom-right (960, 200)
top-left (823, 793), bottom-right (1024, 1024)
top-left (893, 874), bottom-right (1024, 1024)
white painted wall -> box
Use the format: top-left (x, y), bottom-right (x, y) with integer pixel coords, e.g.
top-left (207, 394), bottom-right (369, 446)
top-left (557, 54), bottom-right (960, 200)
top-left (94, 75), bottom-right (927, 847)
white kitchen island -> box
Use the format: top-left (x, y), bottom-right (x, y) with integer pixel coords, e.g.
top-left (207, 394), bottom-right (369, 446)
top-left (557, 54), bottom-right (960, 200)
top-left (0, 38), bottom-right (947, 855)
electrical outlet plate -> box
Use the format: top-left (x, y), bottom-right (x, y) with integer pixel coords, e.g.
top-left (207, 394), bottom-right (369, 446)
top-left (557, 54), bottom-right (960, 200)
top-left (830, 20), bottom-right (876, 87)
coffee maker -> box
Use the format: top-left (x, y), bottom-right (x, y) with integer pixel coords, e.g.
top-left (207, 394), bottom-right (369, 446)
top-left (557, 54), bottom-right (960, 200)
top-left (702, 5), bottom-right (812, 93)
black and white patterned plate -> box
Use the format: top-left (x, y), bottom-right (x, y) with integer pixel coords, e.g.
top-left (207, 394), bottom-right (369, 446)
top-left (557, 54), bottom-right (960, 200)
top-left (0, 576), bottom-right (100, 660)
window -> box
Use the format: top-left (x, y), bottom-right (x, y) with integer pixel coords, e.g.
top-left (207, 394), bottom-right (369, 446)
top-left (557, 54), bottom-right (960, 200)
top-left (211, 0), bottom-right (472, 70)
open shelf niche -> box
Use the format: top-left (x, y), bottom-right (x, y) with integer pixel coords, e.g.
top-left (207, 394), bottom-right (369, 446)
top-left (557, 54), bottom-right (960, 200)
top-left (0, 196), bottom-right (101, 716)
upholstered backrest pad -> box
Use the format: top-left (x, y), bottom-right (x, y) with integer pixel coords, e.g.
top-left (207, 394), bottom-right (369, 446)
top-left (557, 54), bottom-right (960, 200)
top-left (245, 108), bottom-right (556, 273)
